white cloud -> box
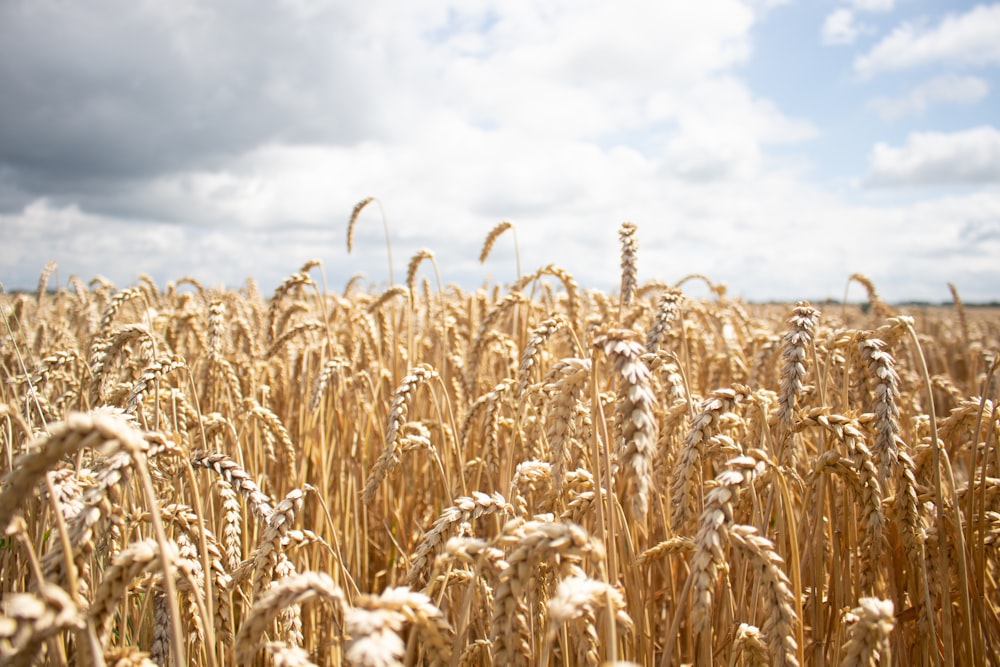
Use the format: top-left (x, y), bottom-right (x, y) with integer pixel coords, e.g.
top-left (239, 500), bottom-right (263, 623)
top-left (0, 200), bottom-right (192, 288)
top-left (822, 9), bottom-right (862, 45)
top-left (848, 0), bottom-right (894, 12)
top-left (868, 74), bottom-right (990, 120)
top-left (855, 4), bottom-right (1000, 77)
top-left (865, 126), bottom-right (1000, 186)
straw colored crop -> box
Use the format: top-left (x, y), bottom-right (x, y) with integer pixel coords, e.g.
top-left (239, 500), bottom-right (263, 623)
top-left (2, 218), bottom-right (998, 665)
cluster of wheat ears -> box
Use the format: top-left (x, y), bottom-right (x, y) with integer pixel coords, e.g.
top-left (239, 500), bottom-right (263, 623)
top-left (1, 206), bottom-right (998, 666)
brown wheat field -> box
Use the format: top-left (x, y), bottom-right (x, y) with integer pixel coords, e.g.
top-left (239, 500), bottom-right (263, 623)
top-left (2, 215), bottom-right (999, 666)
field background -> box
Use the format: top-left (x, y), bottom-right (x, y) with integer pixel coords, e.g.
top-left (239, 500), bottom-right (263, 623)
top-left (2, 235), bottom-right (999, 666)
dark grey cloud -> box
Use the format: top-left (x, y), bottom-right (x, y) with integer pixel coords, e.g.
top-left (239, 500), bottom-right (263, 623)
top-left (0, 1), bottom-right (380, 206)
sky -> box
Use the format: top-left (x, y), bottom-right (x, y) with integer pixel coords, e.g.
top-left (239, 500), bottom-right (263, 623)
top-left (1, 0), bottom-right (999, 303)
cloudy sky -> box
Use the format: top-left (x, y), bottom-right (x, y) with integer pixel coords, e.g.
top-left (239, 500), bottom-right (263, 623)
top-left (1, 0), bottom-right (999, 302)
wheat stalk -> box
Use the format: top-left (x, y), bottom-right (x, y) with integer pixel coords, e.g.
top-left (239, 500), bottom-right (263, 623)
top-left (346, 196), bottom-right (395, 284)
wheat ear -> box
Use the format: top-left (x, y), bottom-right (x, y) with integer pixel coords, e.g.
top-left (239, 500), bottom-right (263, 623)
top-left (543, 575), bottom-right (633, 665)
top-left (406, 249), bottom-right (435, 298)
top-left (618, 222), bottom-right (639, 314)
top-left (775, 301), bottom-right (820, 465)
top-left (266, 272), bottom-right (316, 342)
top-left (464, 292), bottom-right (526, 397)
top-left (735, 623), bottom-right (771, 667)
top-left (857, 335), bottom-right (901, 480)
top-left (262, 641), bottom-right (317, 667)
top-left (251, 487), bottom-right (307, 601)
top-left (359, 586), bottom-right (453, 665)
top-left (362, 363), bottom-right (440, 504)
top-left (406, 491), bottom-right (512, 588)
top-left (514, 264), bottom-right (580, 332)
top-left (687, 454), bottom-right (767, 633)
top-left (516, 314), bottom-right (572, 398)
top-left (0, 583), bottom-right (83, 666)
top-left (234, 571), bottom-right (345, 664)
top-left (0, 411), bottom-right (140, 531)
top-left (491, 519), bottom-right (604, 665)
top-left (35, 260), bottom-right (57, 305)
top-left (729, 525), bottom-right (799, 667)
top-left (594, 329), bottom-right (657, 528)
top-left (190, 450), bottom-right (275, 523)
top-left (480, 220), bottom-right (521, 279)
top-left (850, 274), bottom-right (894, 317)
top-left (542, 357), bottom-right (591, 497)
top-left (346, 196), bottom-right (395, 283)
top-left (671, 385), bottom-right (753, 531)
top-left (646, 287), bottom-right (683, 353)
top-left (840, 598), bottom-right (895, 667)
top-left (89, 538), bottom-right (184, 643)
top-left (347, 196), bottom-right (375, 253)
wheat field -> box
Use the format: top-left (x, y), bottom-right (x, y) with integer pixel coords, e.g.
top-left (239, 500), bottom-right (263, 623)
top-left (1, 216), bottom-right (998, 666)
